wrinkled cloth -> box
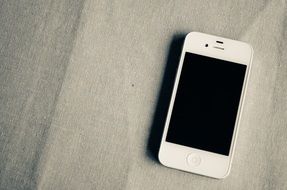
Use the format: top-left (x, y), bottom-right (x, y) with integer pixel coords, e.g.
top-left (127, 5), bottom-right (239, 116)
top-left (0, 0), bottom-right (286, 189)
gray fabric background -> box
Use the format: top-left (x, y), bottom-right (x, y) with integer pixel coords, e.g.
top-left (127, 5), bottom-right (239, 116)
top-left (0, 0), bottom-right (286, 189)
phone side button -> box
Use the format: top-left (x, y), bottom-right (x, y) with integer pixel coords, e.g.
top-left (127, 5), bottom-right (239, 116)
top-left (187, 153), bottom-right (201, 167)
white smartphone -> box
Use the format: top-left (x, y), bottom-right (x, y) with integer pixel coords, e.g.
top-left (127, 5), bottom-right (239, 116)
top-left (158, 32), bottom-right (253, 178)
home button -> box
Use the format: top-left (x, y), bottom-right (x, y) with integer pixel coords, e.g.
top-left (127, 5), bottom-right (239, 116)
top-left (187, 153), bottom-right (201, 167)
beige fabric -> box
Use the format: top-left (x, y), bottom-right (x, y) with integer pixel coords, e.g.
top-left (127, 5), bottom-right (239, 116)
top-left (0, 0), bottom-right (286, 189)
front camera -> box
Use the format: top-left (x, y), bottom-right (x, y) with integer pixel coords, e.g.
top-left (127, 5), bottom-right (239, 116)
top-left (205, 44), bottom-right (208, 47)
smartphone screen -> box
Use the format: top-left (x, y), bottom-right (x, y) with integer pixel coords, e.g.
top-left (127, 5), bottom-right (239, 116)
top-left (166, 52), bottom-right (246, 156)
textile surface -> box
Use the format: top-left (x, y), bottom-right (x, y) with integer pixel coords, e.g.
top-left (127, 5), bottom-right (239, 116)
top-left (0, 0), bottom-right (286, 189)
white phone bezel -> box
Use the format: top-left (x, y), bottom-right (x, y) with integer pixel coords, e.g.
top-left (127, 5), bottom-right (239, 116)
top-left (158, 32), bottom-right (253, 179)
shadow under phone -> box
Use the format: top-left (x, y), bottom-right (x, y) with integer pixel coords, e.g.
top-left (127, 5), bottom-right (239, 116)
top-left (146, 33), bottom-right (186, 162)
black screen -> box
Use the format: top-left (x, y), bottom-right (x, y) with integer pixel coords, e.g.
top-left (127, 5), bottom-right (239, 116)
top-left (166, 52), bottom-right (246, 156)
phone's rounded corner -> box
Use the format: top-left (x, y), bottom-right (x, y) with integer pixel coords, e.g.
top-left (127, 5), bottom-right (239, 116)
top-left (247, 43), bottom-right (254, 55)
top-left (185, 31), bottom-right (201, 41)
top-left (158, 148), bottom-right (168, 167)
top-left (249, 44), bottom-right (254, 54)
top-left (242, 42), bottom-right (254, 56)
top-left (216, 166), bottom-right (232, 179)
top-left (185, 31), bottom-right (206, 41)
